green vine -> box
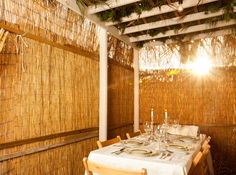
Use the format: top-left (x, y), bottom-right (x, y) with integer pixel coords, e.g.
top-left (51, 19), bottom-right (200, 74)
top-left (96, 0), bottom-right (167, 22)
top-left (74, 0), bottom-right (236, 48)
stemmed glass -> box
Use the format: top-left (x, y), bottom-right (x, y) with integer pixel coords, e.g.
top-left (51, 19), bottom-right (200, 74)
top-left (154, 125), bottom-right (167, 151)
top-left (154, 125), bottom-right (161, 136)
top-left (143, 121), bottom-right (152, 135)
top-left (143, 121), bottom-right (155, 142)
top-left (172, 119), bottom-right (179, 128)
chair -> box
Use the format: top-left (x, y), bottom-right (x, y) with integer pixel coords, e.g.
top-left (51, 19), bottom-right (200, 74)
top-left (201, 146), bottom-right (211, 175)
top-left (188, 151), bottom-right (204, 175)
top-left (126, 130), bottom-right (141, 139)
top-left (188, 146), bottom-right (210, 175)
top-left (97, 136), bottom-right (121, 149)
top-left (83, 157), bottom-right (147, 175)
top-left (200, 136), bottom-right (212, 174)
top-left (201, 136), bottom-right (211, 151)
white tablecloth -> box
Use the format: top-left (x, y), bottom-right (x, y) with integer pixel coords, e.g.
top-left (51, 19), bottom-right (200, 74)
top-left (88, 135), bottom-right (204, 175)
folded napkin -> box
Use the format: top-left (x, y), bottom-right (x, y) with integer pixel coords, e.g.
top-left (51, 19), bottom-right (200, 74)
top-left (167, 125), bottom-right (199, 137)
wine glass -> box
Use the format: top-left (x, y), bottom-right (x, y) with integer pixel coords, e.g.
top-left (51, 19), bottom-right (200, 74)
top-left (143, 121), bottom-right (152, 135)
top-left (172, 119), bottom-right (179, 129)
top-left (154, 125), bottom-right (161, 136)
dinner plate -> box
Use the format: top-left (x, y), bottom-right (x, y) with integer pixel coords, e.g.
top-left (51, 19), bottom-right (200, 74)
top-left (178, 137), bottom-right (196, 143)
top-left (123, 139), bottom-right (144, 146)
top-left (124, 148), bottom-right (160, 157)
top-left (179, 136), bottom-right (199, 140)
top-left (167, 144), bottom-right (188, 152)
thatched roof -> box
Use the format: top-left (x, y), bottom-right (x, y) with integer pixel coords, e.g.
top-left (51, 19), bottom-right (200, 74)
top-left (72, 0), bottom-right (236, 48)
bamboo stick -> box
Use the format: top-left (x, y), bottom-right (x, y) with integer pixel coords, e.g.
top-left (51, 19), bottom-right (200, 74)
top-left (0, 28), bottom-right (5, 39)
top-left (0, 30), bottom-right (9, 52)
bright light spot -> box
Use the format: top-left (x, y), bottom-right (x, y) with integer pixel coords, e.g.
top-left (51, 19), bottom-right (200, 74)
top-left (191, 56), bottom-right (212, 75)
top-left (177, 4), bottom-right (183, 12)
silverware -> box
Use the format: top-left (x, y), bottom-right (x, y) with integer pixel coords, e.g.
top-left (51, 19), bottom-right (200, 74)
top-left (166, 149), bottom-right (173, 153)
top-left (111, 147), bottom-right (126, 155)
top-left (160, 152), bottom-right (166, 159)
top-left (162, 153), bottom-right (169, 159)
top-left (162, 152), bottom-right (172, 159)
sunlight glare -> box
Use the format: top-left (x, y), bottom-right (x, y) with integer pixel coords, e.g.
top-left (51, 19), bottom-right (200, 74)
top-left (191, 55), bottom-right (212, 75)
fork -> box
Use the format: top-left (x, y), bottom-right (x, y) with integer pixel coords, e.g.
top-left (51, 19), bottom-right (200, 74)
top-left (162, 152), bottom-right (172, 159)
top-left (159, 152), bottom-right (166, 159)
top-left (111, 147), bottom-right (126, 155)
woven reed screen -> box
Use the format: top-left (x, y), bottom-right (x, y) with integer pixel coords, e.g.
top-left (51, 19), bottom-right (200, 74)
top-left (140, 68), bottom-right (236, 175)
top-left (108, 35), bottom-right (133, 68)
top-left (0, 138), bottom-right (98, 174)
top-left (0, 0), bottom-right (99, 52)
top-left (108, 61), bottom-right (134, 139)
top-left (0, 33), bottom-right (99, 174)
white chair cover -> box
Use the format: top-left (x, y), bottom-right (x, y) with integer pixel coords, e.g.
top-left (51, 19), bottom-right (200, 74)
top-left (167, 125), bottom-right (199, 137)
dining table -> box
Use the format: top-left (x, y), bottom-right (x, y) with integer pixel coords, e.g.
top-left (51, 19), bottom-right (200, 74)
top-left (87, 133), bottom-right (211, 175)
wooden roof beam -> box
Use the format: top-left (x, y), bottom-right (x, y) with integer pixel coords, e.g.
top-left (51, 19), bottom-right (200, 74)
top-left (193, 6), bottom-right (201, 25)
top-left (56, 0), bottom-right (136, 48)
top-left (130, 19), bottom-right (236, 42)
top-left (105, 0), bottom-right (218, 26)
top-left (124, 8), bottom-right (236, 34)
top-left (166, 0), bottom-right (185, 28)
top-left (146, 28), bottom-right (235, 46)
top-left (159, 14), bottom-right (172, 31)
top-left (87, 0), bottom-right (141, 14)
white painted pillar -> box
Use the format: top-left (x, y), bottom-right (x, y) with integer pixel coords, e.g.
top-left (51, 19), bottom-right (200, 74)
top-left (133, 49), bottom-right (139, 132)
top-left (99, 28), bottom-right (108, 141)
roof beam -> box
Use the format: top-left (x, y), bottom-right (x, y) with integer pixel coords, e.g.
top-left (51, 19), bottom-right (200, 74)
top-left (105, 0), bottom-right (218, 26)
top-left (123, 8), bottom-right (236, 34)
top-left (145, 28), bottom-right (235, 46)
top-left (87, 0), bottom-right (141, 14)
top-left (130, 19), bottom-right (236, 42)
top-left (55, 0), bottom-right (136, 48)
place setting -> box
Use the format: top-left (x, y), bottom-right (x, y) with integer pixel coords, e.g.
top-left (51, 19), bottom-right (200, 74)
top-left (166, 144), bottom-right (193, 153)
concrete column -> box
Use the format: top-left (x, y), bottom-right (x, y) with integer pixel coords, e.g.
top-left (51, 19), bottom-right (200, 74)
top-left (133, 49), bottom-right (139, 132)
top-left (99, 28), bottom-right (108, 141)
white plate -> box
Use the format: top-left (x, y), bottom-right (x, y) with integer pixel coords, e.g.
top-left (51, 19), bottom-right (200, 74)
top-left (123, 140), bottom-right (143, 146)
top-left (167, 144), bottom-right (188, 152)
top-left (178, 138), bottom-right (196, 143)
top-left (124, 148), bottom-right (160, 157)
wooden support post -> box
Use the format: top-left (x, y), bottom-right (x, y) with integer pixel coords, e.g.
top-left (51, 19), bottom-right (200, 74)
top-left (134, 49), bottom-right (139, 131)
top-left (99, 28), bottom-right (108, 141)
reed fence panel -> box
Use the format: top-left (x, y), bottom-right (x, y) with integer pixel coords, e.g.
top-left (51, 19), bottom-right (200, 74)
top-left (108, 60), bottom-right (134, 139)
top-left (140, 68), bottom-right (236, 175)
top-left (0, 33), bottom-right (99, 175)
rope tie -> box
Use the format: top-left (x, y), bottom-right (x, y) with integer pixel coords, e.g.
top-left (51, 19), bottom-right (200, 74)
top-left (16, 33), bottom-right (28, 72)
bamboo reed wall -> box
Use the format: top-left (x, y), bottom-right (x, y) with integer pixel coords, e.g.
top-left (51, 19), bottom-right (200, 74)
top-left (140, 68), bottom-right (236, 175)
top-left (108, 35), bottom-right (133, 68)
top-left (0, 32), bottom-right (99, 174)
top-left (0, 0), bottom-right (99, 53)
top-left (0, 0), bottom-right (101, 174)
top-left (108, 60), bottom-right (134, 139)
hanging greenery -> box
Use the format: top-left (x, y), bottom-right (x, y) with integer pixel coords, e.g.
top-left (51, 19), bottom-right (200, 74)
top-left (93, 0), bottom-right (236, 23)
top-left (76, 0), bottom-right (107, 14)
top-left (96, 0), bottom-right (167, 22)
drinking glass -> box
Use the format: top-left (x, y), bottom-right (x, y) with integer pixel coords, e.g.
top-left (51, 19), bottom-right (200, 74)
top-left (143, 121), bottom-right (152, 135)
top-left (172, 119), bottom-right (179, 129)
top-left (154, 125), bottom-right (161, 136)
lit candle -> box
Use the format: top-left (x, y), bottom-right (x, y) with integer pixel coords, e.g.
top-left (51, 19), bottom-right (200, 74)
top-left (164, 109), bottom-right (168, 121)
top-left (151, 108), bottom-right (154, 123)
